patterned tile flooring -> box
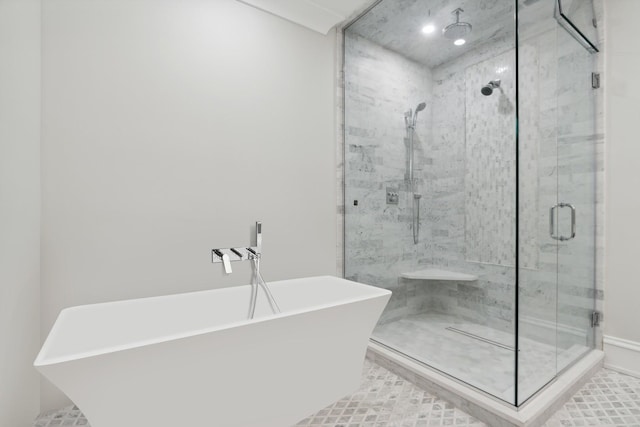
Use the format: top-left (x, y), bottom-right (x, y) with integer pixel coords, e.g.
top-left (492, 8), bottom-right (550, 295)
top-left (34, 359), bottom-right (640, 427)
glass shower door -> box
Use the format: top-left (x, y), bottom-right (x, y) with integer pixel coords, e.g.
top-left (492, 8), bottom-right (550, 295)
top-left (554, 8), bottom-right (598, 372)
top-left (517, 0), bottom-right (561, 404)
top-left (517, 0), bottom-right (599, 405)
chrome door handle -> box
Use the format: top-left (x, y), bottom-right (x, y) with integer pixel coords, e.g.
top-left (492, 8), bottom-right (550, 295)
top-left (550, 204), bottom-right (559, 240)
top-left (550, 203), bottom-right (576, 241)
top-left (559, 203), bottom-right (576, 240)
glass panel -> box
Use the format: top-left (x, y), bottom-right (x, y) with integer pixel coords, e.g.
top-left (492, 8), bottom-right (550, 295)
top-left (517, 0), bottom-right (560, 405)
top-left (555, 0), bottom-right (599, 53)
top-left (555, 17), bottom-right (597, 370)
top-left (344, 0), bottom-right (517, 405)
top-left (516, 0), bottom-right (598, 405)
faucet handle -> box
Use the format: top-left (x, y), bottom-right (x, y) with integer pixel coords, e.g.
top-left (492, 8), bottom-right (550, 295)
top-left (221, 254), bottom-right (232, 274)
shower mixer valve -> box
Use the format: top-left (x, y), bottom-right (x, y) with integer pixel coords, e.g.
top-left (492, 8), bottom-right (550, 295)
top-left (212, 221), bottom-right (262, 274)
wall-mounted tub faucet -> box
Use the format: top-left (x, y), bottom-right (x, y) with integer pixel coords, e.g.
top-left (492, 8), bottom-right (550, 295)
top-left (211, 221), bottom-right (263, 272)
top-left (211, 221), bottom-right (279, 318)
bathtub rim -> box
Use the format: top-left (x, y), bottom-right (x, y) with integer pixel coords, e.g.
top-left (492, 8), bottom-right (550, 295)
top-left (35, 275), bottom-right (391, 368)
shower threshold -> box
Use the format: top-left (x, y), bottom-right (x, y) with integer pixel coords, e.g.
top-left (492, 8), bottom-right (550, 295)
top-left (367, 341), bottom-right (603, 427)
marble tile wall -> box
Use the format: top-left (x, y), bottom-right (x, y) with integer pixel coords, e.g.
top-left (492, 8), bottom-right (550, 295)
top-left (464, 50), bottom-right (519, 268)
top-left (343, 31), bottom-right (435, 323)
top-left (342, 0), bottom-right (605, 357)
top-left (427, 34), bottom-right (518, 333)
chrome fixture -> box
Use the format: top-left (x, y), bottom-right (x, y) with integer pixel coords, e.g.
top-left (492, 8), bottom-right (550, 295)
top-left (211, 221), bottom-right (263, 273)
top-left (248, 254), bottom-right (280, 319)
top-left (413, 193), bottom-right (422, 244)
top-left (386, 188), bottom-right (399, 205)
top-left (405, 102), bottom-right (426, 130)
top-left (442, 8), bottom-right (472, 40)
top-left (481, 79), bottom-right (501, 96)
top-left (211, 221), bottom-right (280, 318)
top-left (405, 102), bottom-right (426, 244)
top-left (549, 203), bottom-right (576, 241)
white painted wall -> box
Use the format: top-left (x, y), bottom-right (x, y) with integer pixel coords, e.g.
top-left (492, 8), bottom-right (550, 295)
top-left (604, 0), bottom-right (640, 377)
top-left (0, 0), bottom-right (42, 425)
top-left (41, 0), bottom-right (337, 410)
top-left (238, 0), bottom-right (372, 35)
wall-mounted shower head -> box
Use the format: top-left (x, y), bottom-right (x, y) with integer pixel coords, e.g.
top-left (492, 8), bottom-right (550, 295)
top-left (481, 80), bottom-right (501, 96)
top-left (443, 8), bottom-right (472, 40)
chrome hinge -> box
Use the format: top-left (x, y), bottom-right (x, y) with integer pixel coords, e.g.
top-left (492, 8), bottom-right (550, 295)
top-left (592, 72), bottom-right (600, 89)
top-left (591, 311), bottom-right (602, 327)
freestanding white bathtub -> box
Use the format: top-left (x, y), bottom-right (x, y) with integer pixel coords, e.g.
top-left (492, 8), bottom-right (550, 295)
top-left (35, 276), bottom-right (390, 427)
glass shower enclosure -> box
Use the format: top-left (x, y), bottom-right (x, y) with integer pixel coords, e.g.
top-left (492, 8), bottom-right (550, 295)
top-left (343, 0), bottom-right (600, 406)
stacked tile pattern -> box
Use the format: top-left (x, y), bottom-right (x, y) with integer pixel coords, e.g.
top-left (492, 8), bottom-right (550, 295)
top-left (343, 31), bottom-right (434, 324)
top-left (463, 49), bottom-right (520, 268)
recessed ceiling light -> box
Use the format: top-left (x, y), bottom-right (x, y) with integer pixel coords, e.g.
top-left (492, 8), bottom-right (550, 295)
top-left (422, 24), bottom-right (436, 34)
top-left (454, 38), bottom-right (466, 46)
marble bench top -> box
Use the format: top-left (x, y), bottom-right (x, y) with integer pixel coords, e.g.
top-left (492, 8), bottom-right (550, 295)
top-left (400, 268), bottom-right (478, 282)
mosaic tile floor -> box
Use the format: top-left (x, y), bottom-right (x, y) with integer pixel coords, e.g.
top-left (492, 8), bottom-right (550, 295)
top-left (34, 359), bottom-right (640, 427)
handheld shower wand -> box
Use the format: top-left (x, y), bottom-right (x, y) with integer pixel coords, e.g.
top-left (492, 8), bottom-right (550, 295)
top-left (406, 102), bottom-right (426, 244)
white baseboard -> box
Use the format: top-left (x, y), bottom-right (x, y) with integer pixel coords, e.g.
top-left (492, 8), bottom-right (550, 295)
top-left (603, 335), bottom-right (640, 378)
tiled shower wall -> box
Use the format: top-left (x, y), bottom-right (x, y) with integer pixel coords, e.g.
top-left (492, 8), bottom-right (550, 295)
top-left (341, 0), bottom-right (605, 345)
top-left (344, 32), bottom-right (434, 323)
top-left (427, 35), bottom-right (518, 332)
top-left (344, 29), bottom-right (522, 330)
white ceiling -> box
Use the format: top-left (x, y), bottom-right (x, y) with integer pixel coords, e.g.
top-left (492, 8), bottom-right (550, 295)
top-left (236, 0), bottom-right (374, 35)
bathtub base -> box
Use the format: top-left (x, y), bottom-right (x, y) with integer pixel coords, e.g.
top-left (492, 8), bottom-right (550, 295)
top-left (367, 342), bottom-right (604, 427)
top-left (35, 276), bottom-right (391, 427)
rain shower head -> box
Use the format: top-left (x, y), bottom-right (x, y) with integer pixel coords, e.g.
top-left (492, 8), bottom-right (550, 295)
top-left (481, 80), bottom-right (501, 96)
top-left (443, 8), bottom-right (472, 40)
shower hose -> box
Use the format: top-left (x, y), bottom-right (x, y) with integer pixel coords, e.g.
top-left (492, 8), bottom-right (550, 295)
top-left (248, 256), bottom-right (281, 319)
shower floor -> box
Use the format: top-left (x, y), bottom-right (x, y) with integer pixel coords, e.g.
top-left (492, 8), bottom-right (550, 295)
top-left (373, 312), bottom-right (589, 403)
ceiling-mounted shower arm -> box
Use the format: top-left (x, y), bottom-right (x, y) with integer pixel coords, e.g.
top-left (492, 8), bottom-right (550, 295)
top-left (452, 7), bottom-right (464, 22)
top-left (443, 7), bottom-right (472, 40)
